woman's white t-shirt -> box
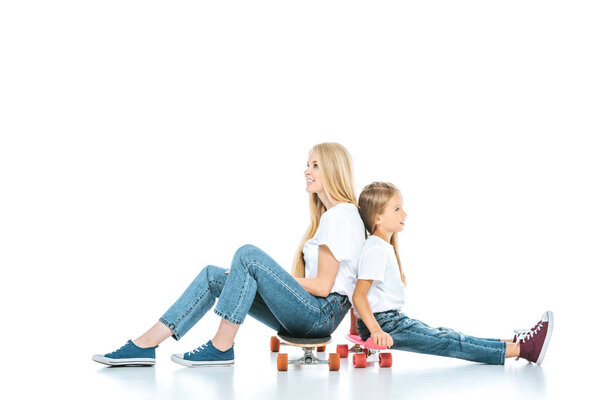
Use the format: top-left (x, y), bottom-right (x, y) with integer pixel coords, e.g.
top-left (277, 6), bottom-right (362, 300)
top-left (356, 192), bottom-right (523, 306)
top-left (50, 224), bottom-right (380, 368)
top-left (354, 235), bottom-right (406, 314)
top-left (302, 202), bottom-right (366, 297)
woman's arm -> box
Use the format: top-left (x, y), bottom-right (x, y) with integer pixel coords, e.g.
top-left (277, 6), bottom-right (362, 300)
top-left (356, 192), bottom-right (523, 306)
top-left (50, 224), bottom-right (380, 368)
top-left (352, 279), bottom-right (393, 347)
top-left (295, 245), bottom-right (339, 297)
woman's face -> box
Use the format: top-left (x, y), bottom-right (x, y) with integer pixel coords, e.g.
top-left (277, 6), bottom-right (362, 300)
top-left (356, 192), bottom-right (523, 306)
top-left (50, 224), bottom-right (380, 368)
top-left (304, 152), bottom-right (323, 194)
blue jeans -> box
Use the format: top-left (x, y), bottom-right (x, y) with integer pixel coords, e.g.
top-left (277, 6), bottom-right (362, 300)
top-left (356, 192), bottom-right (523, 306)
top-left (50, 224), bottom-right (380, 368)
top-left (356, 310), bottom-right (507, 365)
top-left (159, 244), bottom-right (351, 340)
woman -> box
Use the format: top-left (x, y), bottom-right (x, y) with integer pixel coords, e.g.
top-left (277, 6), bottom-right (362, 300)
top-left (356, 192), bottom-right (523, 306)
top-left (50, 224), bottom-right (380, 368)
top-left (93, 142), bottom-right (366, 367)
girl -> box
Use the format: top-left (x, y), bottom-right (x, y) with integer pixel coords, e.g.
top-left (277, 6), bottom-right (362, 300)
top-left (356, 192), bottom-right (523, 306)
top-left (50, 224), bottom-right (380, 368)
top-left (352, 182), bottom-right (553, 365)
top-left (93, 142), bottom-right (366, 367)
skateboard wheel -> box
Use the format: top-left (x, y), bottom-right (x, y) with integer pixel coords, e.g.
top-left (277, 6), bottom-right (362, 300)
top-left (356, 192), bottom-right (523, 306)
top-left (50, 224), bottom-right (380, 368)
top-left (329, 353), bottom-right (340, 371)
top-left (317, 346), bottom-right (326, 352)
top-left (353, 353), bottom-right (367, 368)
top-left (270, 336), bottom-right (280, 352)
top-left (379, 352), bottom-right (392, 368)
top-left (336, 344), bottom-right (349, 358)
top-left (277, 353), bottom-right (288, 371)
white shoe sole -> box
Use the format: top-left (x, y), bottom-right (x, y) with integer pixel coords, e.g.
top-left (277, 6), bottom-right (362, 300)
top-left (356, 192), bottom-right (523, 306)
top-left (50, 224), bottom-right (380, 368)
top-left (171, 354), bottom-right (234, 367)
top-left (92, 354), bottom-right (155, 366)
top-left (535, 311), bottom-right (554, 365)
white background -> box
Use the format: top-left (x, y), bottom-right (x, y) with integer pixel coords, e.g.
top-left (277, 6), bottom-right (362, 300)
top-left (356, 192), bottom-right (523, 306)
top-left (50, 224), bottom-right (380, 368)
top-left (1, 1), bottom-right (598, 399)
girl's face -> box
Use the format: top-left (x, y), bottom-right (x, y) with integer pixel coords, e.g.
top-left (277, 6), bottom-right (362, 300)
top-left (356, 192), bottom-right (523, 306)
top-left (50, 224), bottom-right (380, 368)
top-left (375, 191), bottom-right (407, 233)
top-left (304, 152), bottom-right (323, 194)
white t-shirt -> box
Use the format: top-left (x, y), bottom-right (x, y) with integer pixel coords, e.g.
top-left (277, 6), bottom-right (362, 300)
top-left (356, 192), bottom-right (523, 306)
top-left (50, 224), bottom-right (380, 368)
top-left (302, 202), bottom-right (366, 297)
top-left (354, 235), bottom-right (406, 315)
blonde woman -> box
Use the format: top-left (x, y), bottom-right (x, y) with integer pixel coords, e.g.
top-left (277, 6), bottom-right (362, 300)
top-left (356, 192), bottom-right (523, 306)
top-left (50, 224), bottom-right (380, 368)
top-left (93, 142), bottom-right (366, 367)
top-left (352, 182), bottom-right (553, 365)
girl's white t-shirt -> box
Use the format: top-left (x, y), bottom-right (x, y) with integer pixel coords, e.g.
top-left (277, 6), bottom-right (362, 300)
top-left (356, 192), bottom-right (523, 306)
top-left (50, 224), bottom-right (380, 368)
top-left (354, 235), bottom-right (406, 314)
top-left (302, 202), bottom-right (366, 297)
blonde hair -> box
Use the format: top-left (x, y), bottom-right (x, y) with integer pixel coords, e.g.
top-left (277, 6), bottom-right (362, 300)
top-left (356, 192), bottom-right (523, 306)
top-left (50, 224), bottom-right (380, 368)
top-left (358, 182), bottom-right (407, 285)
top-left (291, 142), bottom-right (358, 277)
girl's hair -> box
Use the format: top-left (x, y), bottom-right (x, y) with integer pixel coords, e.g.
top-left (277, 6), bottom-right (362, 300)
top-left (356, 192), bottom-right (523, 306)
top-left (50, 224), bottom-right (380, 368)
top-left (291, 142), bottom-right (359, 278)
top-left (358, 182), bottom-right (407, 285)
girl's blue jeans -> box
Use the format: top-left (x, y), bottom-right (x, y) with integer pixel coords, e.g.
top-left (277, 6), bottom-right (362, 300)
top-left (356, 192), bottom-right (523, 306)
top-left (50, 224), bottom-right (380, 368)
top-left (159, 244), bottom-right (351, 339)
top-left (357, 310), bottom-right (507, 365)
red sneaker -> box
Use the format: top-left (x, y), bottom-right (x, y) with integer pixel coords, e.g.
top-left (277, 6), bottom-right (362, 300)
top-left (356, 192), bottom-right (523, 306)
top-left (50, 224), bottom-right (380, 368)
top-left (515, 311), bottom-right (554, 365)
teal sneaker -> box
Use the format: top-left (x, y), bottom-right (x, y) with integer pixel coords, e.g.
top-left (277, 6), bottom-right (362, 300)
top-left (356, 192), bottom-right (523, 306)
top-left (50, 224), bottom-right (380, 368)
top-left (92, 340), bottom-right (157, 366)
top-left (171, 340), bottom-right (234, 367)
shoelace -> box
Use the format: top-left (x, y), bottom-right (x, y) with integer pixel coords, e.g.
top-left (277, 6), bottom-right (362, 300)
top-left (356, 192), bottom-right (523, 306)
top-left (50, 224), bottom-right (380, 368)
top-left (108, 342), bottom-right (130, 356)
top-left (186, 343), bottom-right (209, 357)
top-left (513, 329), bottom-right (530, 342)
top-left (513, 321), bottom-right (544, 361)
top-left (513, 329), bottom-right (528, 360)
top-left (514, 320), bottom-right (544, 343)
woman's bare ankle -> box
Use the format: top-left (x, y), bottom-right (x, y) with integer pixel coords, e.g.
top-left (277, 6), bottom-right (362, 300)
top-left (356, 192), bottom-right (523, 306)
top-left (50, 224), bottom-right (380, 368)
top-left (132, 322), bottom-right (173, 348)
top-left (211, 337), bottom-right (233, 352)
top-left (132, 338), bottom-right (157, 348)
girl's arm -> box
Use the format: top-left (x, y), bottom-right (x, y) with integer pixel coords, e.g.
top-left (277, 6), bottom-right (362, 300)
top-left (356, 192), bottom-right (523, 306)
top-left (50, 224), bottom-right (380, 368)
top-left (352, 279), bottom-right (394, 347)
top-left (295, 245), bottom-right (339, 297)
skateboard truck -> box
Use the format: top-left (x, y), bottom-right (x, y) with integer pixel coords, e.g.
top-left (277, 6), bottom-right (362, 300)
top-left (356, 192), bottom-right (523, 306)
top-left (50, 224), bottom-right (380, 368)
top-left (270, 334), bottom-right (340, 371)
top-left (337, 335), bottom-right (393, 368)
top-left (288, 347), bottom-right (330, 366)
top-left (336, 308), bottom-right (393, 368)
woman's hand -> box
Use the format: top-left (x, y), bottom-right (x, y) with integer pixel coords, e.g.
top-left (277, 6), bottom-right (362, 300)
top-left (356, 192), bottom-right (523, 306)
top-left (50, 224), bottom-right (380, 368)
top-left (371, 329), bottom-right (394, 348)
top-left (296, 245), bottom-right (340, 297)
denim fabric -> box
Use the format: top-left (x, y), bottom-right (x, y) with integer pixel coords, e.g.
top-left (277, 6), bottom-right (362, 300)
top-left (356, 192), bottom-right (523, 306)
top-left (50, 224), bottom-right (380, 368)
top-left (160, 244), bottom-right (351, 340)
top-left (356, 310), bottom-right (506, 365)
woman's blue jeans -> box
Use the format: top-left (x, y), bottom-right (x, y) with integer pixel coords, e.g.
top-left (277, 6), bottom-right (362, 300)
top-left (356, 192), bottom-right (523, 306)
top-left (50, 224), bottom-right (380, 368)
top-left (159, 244), bottom-right (351, 340)
top-left (357, 310), bottom-right (507, 365)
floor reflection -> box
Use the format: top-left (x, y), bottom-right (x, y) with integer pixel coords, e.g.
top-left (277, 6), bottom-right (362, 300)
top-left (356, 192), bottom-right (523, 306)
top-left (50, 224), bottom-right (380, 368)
top-left (345, 362), bottom-right (546, 399)
top-left (92, 353), bottom-right (547, 400)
